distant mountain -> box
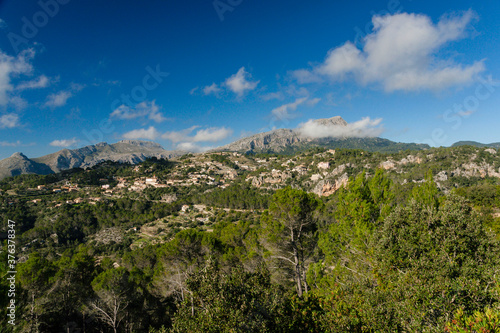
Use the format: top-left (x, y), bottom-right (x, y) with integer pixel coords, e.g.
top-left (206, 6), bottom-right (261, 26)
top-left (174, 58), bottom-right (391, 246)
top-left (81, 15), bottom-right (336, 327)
top-left (451, 141), bottom-right (500, 149)
top-left (213, 116), bottom-right (429, 154)
top-left (0, 152), bottom-right (54, 180)
top-left (0, 140), bottom-right (186, 180)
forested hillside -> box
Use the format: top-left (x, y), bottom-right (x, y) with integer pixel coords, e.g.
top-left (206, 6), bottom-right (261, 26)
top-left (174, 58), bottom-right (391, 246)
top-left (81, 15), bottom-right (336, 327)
top-left (2, 146), bottom-right (500, 332)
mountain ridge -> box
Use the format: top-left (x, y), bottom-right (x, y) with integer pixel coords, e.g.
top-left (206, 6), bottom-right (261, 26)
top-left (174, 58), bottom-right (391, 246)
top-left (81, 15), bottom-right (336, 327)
top-left (212, 116), bottom-right (429, 154)
top-left (451, 141), bottom-right (500, 149)
top-left (0, 140), bottom-right (185, 180)
top-left (7, 117), bottom-right (490, 180)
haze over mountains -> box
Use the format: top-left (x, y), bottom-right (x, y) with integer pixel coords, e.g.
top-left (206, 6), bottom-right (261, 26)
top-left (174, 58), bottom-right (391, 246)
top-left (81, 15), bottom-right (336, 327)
top-left (0, 116), bottom-right (497, 180)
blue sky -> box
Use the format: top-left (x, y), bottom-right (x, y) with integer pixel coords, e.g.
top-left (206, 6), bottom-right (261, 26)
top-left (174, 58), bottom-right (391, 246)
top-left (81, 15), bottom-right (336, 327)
top-left (0, 0), bottom-right (499, 159)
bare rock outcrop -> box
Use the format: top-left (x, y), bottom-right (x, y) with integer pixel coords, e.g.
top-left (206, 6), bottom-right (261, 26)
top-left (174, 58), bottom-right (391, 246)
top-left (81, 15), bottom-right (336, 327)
top-left (313, 173), bottom-right (349, 197)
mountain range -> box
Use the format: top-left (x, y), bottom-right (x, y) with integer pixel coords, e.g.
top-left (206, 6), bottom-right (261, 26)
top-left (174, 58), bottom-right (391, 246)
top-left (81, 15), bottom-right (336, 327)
top-left (212, 116), bottom-right (428, 154)
top-left (0, 116), bottom-right (495, 180)
top-left (0, 140), bottom-right (184, 180)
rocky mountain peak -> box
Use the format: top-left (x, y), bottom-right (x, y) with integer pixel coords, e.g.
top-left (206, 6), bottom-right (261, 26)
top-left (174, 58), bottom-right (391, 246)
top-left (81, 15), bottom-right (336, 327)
top-left (311, 116), bottom-right (348, 127)
top-left (10, 152), bottom-right (28, 159)
top-left (117, 140), bottom-right (164, 149)
top-left (94, 142), bottom-right (110, 148)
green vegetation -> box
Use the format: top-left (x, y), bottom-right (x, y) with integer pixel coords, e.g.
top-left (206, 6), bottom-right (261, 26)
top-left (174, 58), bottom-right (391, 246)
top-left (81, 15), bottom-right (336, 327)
top-left (2, 147), bottom-right (500, 332)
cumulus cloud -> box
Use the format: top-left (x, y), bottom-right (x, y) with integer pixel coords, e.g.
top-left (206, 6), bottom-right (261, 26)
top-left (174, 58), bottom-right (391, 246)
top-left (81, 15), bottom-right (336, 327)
top-left (122, 126), bottom-right (161, 140)
top-left (162, 126), bottom-right (232, 143)
top-left (161, 126), bottom-right (200, 143)
top-left (0, 49), bottom-right (35, 105)
top-left (293, 11), bottom-right (484, 91)
top-left (202, 83), bottom-right (222, 96)
top-left (111, 100), bottom-right (167, 123)
top-left (297, 117), bottom-right (384, 138)
top-left (175, 142), bottom-right (214, 153)
top-left (270, 97), bottom-right (308, 121)
top-left (198, 67), bottom-right (259, 99)
top-left (162, 125), bottom-right (233, 152)
top-left (0, 113), bottom-right (20, 129)
top-left (225, 67), bottom-right (259, 96)
top-left (50, 138), bottom-right (79, 147)
top-left (45, 90), bottom-right (73, 108)
top-left (44, 83), bottom-right (85, 109)
top-left (16, 75), bottom-right (50, 91)
top-left (192, 127), bottom-right (233, 142)
top-left (269, 97), bottom-right (320, 122)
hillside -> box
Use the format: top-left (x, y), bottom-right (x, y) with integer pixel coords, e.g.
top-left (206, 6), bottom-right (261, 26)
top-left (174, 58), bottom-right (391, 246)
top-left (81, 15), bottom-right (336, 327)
top-left (452, 141), bottom-right (500, 148)
top-left (2, 145), bottom-right (500, 332)
top-left (0, 152), bottom-right (54, 179)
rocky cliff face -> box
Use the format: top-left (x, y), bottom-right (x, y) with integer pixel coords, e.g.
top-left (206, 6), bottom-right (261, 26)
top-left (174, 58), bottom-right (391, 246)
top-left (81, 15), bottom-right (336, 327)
top-left (311, 116), bottom-right (348, 127)
top-left (0, 152), bottom-right (54, 179)
top-left (0, 140), bottom-right (186, 179)
top-left (215, 128), bottom-right (309, 153)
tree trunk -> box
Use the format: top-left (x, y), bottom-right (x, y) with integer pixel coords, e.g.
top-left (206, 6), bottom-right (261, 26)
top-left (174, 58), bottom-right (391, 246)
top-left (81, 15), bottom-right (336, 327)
top-left (294, 248), bottom-right (303, 297)
top-left (303, 268), bottom-right (309, 294)
top-left (191, 294), bottom-right (194, 316)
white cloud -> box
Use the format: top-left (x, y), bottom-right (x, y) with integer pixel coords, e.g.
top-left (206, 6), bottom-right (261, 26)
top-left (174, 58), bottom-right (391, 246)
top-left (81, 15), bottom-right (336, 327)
top-left (225, 67), bottom-right (259, 96)
top-left (175, 142), bottom-right (214, 153)
top-left (122, 126), bottom-right (161, 140)
top-left (111, 100), bottom-right (167, 123)
top-left (45, 90), bottom-right (72, 108)
top-left (0, 140), bottom-right (21, 147)
top-left (307, 98), bottom-right (321, 106)
top-left (70, 82), bottom-right (85, 92)
top-left (202, 83), bottom-right (222, 96)
top-left (298, 117), bottom-right (384, 138)
top-left (162, 126), bottom-right (233, 143)
top-left (292, 69), bottom-right (323, 84)
top-left (0, 49), bottom-right (35, 105)
top-left (16, 75), bottom-right (50, 91)
top-left (293, 11), bottom-right (484, 92)
top-left (0, 113), bottom-right (20, 129)
top-left (50, 138), bottom-right (79, 147)
top-left (192, 127), bottom-right (233, 142)
top-left (270, 97), bottom-right (308, 121)
top-left (44, 83), bottom-right (85, 108)
top-left (261, 91), bottom-right (285, 101)
top-left (161, 126), bottom-right (200, 143)
top-left (9, 96), bottom-right (28, 110)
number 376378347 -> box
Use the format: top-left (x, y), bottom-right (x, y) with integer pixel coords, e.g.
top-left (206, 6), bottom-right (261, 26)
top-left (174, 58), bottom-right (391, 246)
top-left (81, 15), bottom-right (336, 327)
top-left (7, 220), bottom-right (16, 269)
